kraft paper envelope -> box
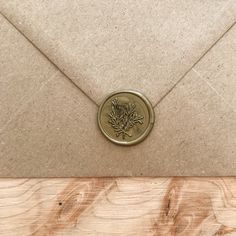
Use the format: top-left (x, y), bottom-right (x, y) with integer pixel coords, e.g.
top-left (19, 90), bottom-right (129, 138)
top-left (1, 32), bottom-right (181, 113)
top-left (0, 0), bottom-right (236, 177)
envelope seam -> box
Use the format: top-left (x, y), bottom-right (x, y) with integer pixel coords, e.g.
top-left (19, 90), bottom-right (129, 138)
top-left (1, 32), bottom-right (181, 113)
top-left (153, 20), bottom-right (236, 109)
top-left (0, 12), bottom-right (99, 108)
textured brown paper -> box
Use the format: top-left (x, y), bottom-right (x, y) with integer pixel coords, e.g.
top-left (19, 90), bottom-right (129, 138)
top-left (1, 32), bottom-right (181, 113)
top-left (0, 1), bottom-right (236, 177)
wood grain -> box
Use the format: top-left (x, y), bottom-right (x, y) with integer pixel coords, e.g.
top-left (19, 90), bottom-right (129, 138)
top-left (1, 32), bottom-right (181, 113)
top-left (1, 178), bottom-right (236, 235)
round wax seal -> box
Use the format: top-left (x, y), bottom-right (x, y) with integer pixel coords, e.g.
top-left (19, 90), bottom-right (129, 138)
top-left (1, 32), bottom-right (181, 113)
top-left (97, 90), bottom-right (155, 146)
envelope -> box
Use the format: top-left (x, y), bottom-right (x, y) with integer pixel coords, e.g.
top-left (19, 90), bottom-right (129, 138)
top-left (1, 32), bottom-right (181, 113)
top-left (0, 0), bottom-right (236, 177)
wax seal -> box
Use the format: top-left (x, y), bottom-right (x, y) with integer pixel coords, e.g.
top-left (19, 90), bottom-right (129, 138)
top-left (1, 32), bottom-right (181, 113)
top-left (97, 90), bottom-right (155, 145)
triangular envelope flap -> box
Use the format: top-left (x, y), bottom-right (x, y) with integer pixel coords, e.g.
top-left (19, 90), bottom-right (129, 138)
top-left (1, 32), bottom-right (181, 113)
top-left (1, 0), bottom-right (235, 105)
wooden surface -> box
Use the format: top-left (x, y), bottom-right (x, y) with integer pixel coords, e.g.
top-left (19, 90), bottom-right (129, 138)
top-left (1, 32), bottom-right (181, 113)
top-left (1, 178), bottom-right (236, 235)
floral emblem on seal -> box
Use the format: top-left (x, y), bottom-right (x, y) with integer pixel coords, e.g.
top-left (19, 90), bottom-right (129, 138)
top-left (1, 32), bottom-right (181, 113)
top-left (108, 98), bottom-right (144, 139)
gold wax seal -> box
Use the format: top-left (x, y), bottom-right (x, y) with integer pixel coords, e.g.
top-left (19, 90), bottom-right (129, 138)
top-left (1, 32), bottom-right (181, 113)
top-left (97, 90), bottom-right (155, 146)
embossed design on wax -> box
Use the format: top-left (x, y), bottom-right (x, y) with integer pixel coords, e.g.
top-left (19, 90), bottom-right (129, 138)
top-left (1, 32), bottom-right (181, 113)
top-left (107, 98), bottom-right (144, 139)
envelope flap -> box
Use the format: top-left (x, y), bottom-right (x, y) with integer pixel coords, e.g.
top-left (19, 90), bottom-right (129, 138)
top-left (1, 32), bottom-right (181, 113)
top-left (1, 0), bottom-right (235, 105)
